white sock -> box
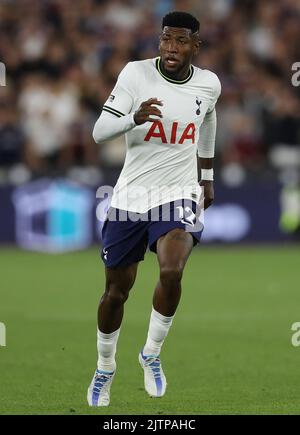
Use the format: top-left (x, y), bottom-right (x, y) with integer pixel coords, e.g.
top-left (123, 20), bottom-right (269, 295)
top-left (143, 307), bottom-right (174, 357)
top-left (97, 328), bottom-right (120, 372)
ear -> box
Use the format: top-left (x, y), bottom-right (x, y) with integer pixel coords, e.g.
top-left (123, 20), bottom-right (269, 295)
top-left (158, 40), bottom-right (162, 53)
top-left (158, 34), bottom-right (163, 50)
top-left (191, 31), bottom-right (201, 52)
top-left (193, 37), bottom-right (201, 56)
top-left (193, 44), bottom-right (200, 57)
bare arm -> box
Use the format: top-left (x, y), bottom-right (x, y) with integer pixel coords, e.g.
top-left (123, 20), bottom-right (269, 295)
top-left (198, 157), bottom-right (214, 210)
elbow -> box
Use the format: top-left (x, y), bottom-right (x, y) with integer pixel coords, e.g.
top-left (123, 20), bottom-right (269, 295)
top-left (92, 121), bottom-right (104, 144)
top-left (92, 132), bottom-right (101, 144)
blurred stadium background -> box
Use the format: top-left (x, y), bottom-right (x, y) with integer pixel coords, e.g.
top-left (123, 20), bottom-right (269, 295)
top-left (1, 0), bottom-right (300, 415)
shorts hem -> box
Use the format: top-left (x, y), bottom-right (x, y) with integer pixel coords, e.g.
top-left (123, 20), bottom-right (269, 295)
top-left (149, 228), bottom-right (202, 253)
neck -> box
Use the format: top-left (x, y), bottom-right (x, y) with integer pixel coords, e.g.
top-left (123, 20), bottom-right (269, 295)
top-left (159, 58), bottom-right (191, 82)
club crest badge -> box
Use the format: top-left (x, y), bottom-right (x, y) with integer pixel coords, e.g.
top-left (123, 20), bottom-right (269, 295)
top-left (196, 97), bottom-right (202, 115)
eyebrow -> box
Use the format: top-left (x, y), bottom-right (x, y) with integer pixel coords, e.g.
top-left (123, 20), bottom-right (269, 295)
top-left (161, 32), bottom-right (190, 39)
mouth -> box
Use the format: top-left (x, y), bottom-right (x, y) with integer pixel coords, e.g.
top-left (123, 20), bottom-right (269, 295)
top-left (164, 57), bottom-right (180, 67)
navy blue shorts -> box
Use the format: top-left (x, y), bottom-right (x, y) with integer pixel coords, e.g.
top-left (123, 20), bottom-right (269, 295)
top-left (100, 199), bottom-right (203, 268)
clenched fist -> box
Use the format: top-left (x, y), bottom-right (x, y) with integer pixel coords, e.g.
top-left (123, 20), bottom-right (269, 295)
top-left (134, 98), bottom-right (163, 125)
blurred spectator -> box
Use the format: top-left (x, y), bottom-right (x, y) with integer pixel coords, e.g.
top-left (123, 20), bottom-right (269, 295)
top-left (0, 0), bottom-right (299, 185)
top-left (0, 97), bottom-right (23, 167)
top-left (18, 72), bottom-right (80, 173)
top-left (0, 91), bottom-right (30, 184)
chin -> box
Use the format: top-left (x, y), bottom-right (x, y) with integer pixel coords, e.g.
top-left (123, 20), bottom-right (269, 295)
top-left (162, 60), bottom-right (181, 73)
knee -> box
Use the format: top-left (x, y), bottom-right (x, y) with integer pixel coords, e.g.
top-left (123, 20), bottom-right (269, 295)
top-left (160, 265), bottom-right (183, 287)
top-left (102, 276), bottom-right (134, 307)
top-left (102, 285), bottom-right (129, 307)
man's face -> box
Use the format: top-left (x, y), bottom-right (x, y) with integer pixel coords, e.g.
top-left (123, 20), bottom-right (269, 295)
top-left (159, 26), bottom-right (199, 74)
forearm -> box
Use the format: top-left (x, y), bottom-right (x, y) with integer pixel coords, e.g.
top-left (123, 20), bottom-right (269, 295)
top-left (92, 111), bottom-right (136, 144)
top-left (198, 157), bottom-right (215, 209)
top-left (199, 157), bottom-right (214, 170)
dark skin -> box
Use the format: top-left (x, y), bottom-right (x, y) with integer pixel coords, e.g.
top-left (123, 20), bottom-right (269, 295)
top-left (99, 228), bottom-right (193, 332)
top-left (134, 26), bottom-right (214, 211)
top-left (98, 26), bottom-right (214, 332)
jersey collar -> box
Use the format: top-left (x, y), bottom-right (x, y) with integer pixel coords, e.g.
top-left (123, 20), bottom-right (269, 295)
top-left (155, 57), bottom-right (194, 85)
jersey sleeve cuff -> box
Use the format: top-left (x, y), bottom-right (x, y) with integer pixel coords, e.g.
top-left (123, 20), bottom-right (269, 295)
top-left (102, 105), bottom-right (126, 118)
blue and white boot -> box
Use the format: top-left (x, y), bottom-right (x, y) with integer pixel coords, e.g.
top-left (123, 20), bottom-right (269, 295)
top-left (87, 369), bottom-right (115, 407)
top-left (139, 350), bottom-right (167, 397)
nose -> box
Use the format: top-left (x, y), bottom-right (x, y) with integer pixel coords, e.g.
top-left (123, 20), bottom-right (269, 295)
top-left (167, 40), bottom-right (178, 53)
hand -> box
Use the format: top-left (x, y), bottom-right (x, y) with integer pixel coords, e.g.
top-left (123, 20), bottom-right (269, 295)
top-left (134, 98), bottom-right (163, 125)
top-left (200, 180), bottom-right (214, 210)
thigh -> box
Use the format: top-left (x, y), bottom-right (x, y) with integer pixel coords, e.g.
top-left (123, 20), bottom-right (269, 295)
top-left (148, 200), bottom-right (203, 254)
top-left (105, 262), bottom-right (139, 294)
top-left (156, 228), bottom-right (194, 270)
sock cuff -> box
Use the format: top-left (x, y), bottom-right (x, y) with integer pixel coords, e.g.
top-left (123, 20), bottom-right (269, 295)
top-left (97, 328), bottom-right (120, 340)
top-left (151, 307), bottom-right (174, 324)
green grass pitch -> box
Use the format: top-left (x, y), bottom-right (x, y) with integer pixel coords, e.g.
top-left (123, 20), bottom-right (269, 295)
top-left (0, 246), bottom-right (300, 415)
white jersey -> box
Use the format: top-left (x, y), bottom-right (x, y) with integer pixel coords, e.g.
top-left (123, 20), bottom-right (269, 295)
top-left (102, 57), bottom-right (221, 213)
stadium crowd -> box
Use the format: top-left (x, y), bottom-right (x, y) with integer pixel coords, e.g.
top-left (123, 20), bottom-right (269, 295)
top-left (0, 0), bottom-right (299, 187)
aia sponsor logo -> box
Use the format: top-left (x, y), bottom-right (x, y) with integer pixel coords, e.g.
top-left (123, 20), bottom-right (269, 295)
top-left (144, 121), bottom-right (195, 144)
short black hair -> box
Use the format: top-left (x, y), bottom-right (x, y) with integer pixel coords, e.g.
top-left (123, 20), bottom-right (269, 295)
top-left (162, 11), bottom-right (200, 34)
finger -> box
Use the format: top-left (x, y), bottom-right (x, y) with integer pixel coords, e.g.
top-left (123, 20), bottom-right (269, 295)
top-left (146, 116), bottom-right (163, 122)
top-left (144, 98), bottom-right (163, 106)
top-left (204, 198), bottom-right (213, 210)
top-left (147, 108), bottom-right (163, 117)
top-left (144, 114), bottom-right (163, 121)
top-left (147, 98), bottom-right (163, 104)
top-left (140, 108), bottom-right (162, 119)
top-left (140, 102), bottom-right (163, 113)
top-left (199, 198), bottom-right (205, 210)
